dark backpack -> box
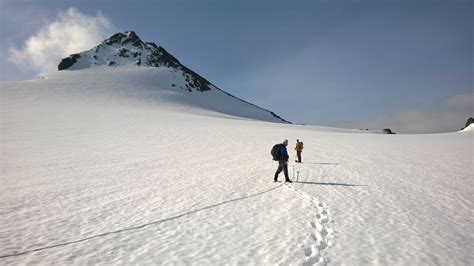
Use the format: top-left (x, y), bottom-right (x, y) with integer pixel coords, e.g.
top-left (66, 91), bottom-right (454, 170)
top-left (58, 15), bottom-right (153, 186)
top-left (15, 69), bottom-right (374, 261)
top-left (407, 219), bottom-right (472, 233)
top-left (271, 144), bottom-right (282, 161)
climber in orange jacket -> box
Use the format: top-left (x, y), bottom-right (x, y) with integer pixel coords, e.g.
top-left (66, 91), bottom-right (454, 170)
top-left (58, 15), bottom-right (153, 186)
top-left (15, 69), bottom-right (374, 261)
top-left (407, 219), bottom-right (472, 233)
top-left (295, 139), bottom-right (304, 163)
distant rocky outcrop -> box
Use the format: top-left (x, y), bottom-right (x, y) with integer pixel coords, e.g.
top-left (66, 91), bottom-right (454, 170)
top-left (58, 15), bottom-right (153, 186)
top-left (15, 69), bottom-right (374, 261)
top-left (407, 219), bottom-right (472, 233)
top-left (58, 54), bottom-right (81, 70)
top-left (383, 128), bottom-right (396, 134)
top-left (461, 117), bottom-right (473, 130)
top-left (359, 128), bottom-right (396, 134)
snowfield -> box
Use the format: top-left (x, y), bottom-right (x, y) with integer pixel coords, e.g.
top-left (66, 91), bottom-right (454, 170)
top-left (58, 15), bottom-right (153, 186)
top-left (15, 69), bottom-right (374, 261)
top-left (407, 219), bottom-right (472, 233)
top-left (1, 67), bottom-right (472, 265)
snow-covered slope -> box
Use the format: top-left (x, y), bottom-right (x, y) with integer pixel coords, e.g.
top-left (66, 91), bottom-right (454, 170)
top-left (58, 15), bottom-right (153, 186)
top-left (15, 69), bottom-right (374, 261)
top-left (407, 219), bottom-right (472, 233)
top-left (462, 123), bottom-right (474, 132)
top-left (1, 67), bottom-right (472, 265)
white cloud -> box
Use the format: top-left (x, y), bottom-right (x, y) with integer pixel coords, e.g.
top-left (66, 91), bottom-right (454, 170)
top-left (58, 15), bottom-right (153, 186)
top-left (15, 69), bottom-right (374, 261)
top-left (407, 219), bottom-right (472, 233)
top-left (8, 7), bottom-right (117, 74)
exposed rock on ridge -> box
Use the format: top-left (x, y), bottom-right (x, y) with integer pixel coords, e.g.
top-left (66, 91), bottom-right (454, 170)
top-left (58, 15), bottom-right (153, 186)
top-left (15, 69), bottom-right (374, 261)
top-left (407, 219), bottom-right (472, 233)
top-left (58, 31), bottom-right (213, 92)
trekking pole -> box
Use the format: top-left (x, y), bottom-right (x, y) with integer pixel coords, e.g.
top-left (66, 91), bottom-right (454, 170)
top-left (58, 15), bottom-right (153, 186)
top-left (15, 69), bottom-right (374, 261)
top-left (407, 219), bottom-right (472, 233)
top-left (292, 161), bottom-right (295, 180)
top-left (293, 156), bottom-right (300, 182)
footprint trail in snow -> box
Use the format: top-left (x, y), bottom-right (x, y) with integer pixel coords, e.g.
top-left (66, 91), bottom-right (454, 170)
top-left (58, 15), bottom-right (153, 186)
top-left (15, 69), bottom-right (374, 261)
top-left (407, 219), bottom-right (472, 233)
top-left (284, 182), bottom-right (335, 265)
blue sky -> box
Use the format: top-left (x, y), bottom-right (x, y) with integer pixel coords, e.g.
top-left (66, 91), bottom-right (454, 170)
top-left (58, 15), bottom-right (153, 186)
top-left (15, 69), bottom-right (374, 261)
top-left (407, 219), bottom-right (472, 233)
top-left (1, 0), bottom-right (472, 133)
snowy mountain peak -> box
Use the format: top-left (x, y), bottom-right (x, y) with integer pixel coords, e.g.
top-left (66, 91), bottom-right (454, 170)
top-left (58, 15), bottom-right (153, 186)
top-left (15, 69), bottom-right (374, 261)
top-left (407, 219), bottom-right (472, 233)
top-left (56, 31), bottom-right (290, 123)
top-left (58, 31), bottom-right (211, 92)
top-left (103, 31), bottom-right (144, 47)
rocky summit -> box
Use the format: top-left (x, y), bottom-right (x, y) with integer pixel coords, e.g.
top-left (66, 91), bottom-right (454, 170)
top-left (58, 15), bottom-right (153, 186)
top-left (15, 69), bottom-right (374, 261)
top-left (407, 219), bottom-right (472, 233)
top-left (58, 31), bottom-right (212, 92)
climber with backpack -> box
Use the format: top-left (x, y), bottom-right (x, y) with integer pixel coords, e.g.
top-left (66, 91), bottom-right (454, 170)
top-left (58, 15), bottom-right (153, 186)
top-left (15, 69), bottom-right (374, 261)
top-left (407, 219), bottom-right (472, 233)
top-left (271, 139), bottom-right (292, 183)
top-left (295, 139), bottom-right (304, 163)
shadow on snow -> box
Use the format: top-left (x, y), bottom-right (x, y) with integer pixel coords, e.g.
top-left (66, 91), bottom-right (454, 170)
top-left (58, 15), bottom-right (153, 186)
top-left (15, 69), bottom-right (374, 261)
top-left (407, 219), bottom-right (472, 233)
top-left (299, 162), bottom-right (340, 165)
top-left (295, 181), bottom-right (362, 187)
top-left (0, 184), bottom-right (284, 259)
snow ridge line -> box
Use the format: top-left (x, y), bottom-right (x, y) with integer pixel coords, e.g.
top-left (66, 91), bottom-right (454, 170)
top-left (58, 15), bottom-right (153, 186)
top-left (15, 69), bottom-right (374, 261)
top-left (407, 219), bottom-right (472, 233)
top-left (284, 184), bottom-right (335, 265)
